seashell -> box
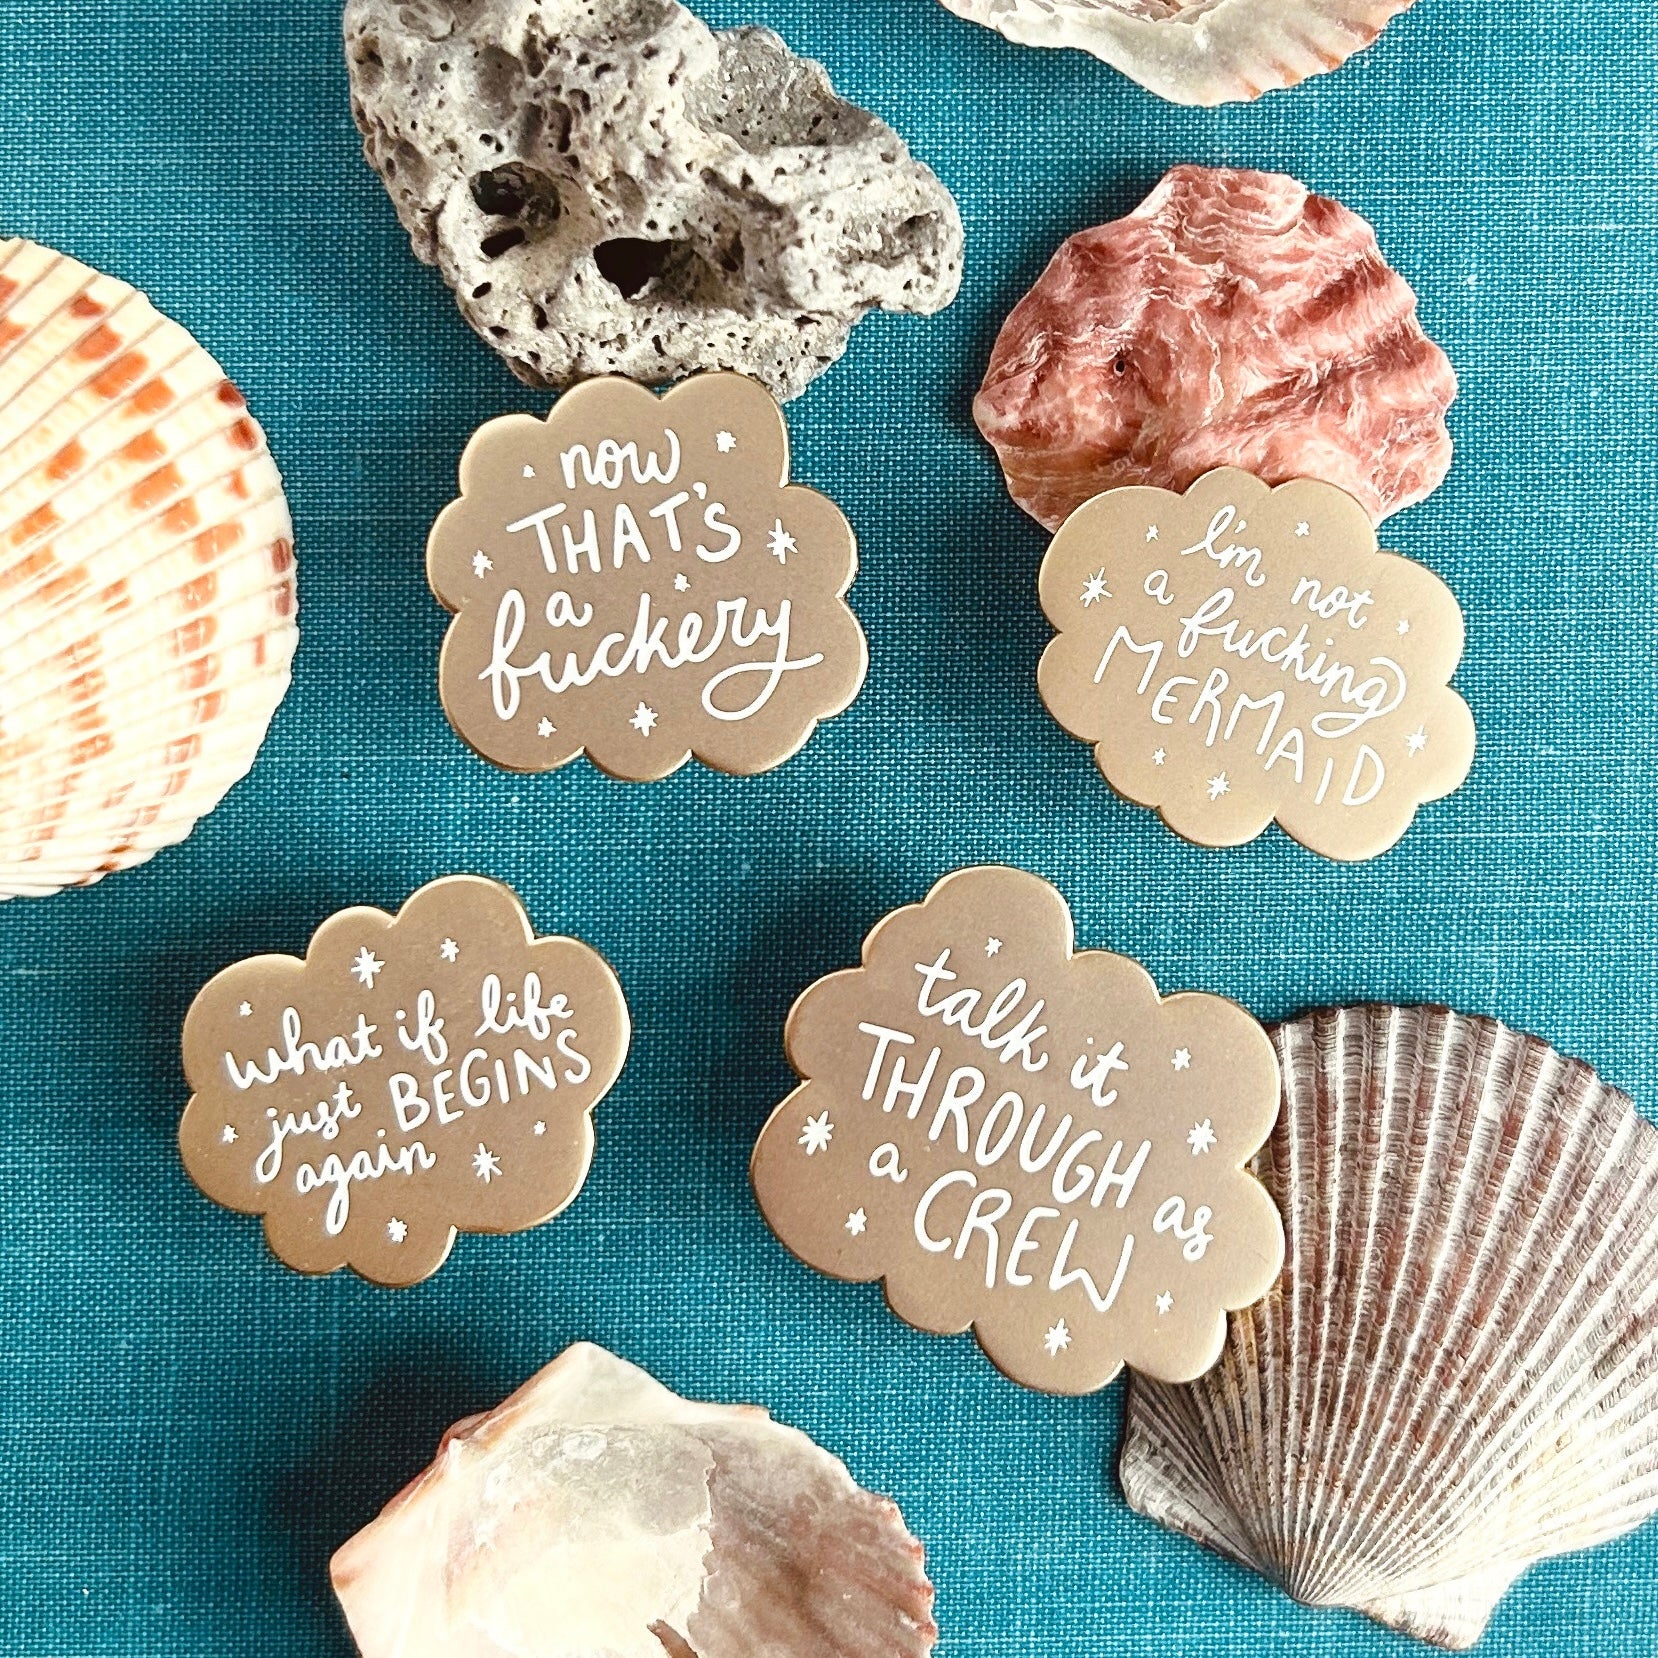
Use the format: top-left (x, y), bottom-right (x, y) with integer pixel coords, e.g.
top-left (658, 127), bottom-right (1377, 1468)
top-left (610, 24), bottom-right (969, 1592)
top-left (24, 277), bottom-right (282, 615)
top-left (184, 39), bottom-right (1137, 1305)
top-left (975, 166), bottom-right (1456, 533)
top-left (0, 238), bottom-right (296, 899)
top-left (1119, 1004), bottom-right (1658, 1649)
top-left (331, 1341), bottom-right (939, 1658)
top-left (938, 0), bottom-right (1419, 107)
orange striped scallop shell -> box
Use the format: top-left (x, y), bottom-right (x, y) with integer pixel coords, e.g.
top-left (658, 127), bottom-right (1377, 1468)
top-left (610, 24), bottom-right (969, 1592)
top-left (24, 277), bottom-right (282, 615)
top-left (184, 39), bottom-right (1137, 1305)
top-left (0, 239), bottom-right (296, 898)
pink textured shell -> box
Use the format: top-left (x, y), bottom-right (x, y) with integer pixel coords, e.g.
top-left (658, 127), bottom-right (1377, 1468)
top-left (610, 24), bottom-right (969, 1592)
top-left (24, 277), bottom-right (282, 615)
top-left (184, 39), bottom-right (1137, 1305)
top-left (0, 239), bottom-right (296, 898)
top-left (975, 166), bottom-right (1456, 532)
top-left (331, 1342), bottom-right (939, 1658)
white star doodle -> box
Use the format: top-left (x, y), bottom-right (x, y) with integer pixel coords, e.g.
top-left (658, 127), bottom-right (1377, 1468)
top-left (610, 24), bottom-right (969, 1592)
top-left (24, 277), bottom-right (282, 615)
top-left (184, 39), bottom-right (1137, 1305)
top-left (1295, 521), bottom-right (1310, 537)
top-left (1080, 570), bottom-right (1110, 607)
top-left (845, 1208), bottom-right (867, 1236)
top-left (1406, 726), bottom-right (1428, 755)
top-left (799, 1112), bottom-right (834, 1155)
top-left (537, 717), bottom-right (555, 738)
top-left (767, 520), bottom-right (797, 563)
top-left (350, 946), bottom-right (385, 988)
top-left (472, 550), bottom-right (493, 577)
top-left (1188, 1118), bottom-right (1217, 1155)
top-left (237, 1001), bottom-right (252, 1017)
top-left (1152, 748), bottom-right (1166, 766)
top-left (221, 1124), bottom-right (237, 1145)
top-left (386, 1218), bottom-right (407, 1243)
top-left (1156, 1292), bottom-right (1174, 1316)
top-left (1145, 524), bottom-right (1159, 542)
top-left (1397, 618), bottom-right (1411, 636)
top-left (630, 702), bottom-right (657, 736)
top-left (673, 572), bottom-right (690, 592)
top-left (439, 938), bottom-right (459, 962)
top-left (1172, 1048), bottom-right (1192, 1072)
top-left (715, 430), bottom-right (736, 453)
top-left (985, 937), bottom-right (1002, 957)
top-left (473, 1143), bottom-right (501, 1183)
top-left (533, 1121), bottom-right (546, 1136)
top-left (1206, 773), bottom-right (1230, 800)
top-left (1044, 1320), bottom-right (1072, 1356)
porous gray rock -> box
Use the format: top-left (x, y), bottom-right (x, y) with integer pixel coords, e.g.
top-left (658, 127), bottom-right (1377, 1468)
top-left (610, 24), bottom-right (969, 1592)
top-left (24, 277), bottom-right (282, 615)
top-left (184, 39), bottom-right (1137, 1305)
top-left (345, 0), bottom-right (964, 400)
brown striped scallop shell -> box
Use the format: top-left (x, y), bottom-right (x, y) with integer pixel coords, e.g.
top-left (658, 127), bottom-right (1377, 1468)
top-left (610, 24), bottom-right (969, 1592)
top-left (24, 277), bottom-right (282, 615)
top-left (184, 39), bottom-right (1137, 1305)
top-left (1119, 1004), bottom-right (1658, 1649)
top-left (330, 1342), bottom-right (939, 1658)
top-left (939, 0), bottom-right (1420, 107)
top-left (975, 167), bottom-right (1456, 532)
top-left (0, 238), bottom-right (296, 899)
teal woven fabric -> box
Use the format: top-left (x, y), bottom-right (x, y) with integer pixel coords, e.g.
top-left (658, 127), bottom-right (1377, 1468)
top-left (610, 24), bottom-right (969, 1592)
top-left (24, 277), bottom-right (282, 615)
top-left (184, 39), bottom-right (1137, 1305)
top-left (1, 1), bottom-right (1655, 1652)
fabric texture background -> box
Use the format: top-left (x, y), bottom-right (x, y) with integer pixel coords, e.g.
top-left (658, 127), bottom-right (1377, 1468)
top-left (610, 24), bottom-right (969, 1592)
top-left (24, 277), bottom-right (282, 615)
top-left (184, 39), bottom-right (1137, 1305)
top-left (1, 1), bottom-right (1654, 1653)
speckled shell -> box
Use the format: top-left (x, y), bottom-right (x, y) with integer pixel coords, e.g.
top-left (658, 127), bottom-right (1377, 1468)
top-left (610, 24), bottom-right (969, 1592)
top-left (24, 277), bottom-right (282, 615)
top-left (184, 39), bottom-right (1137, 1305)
top-left (1120, 1005), bottom-right (1658, 1649)
top-left (938, 0), bottom-right (1419, 106)
top-left (331, 1342), bottom-right (939, 1658)
top-left (0, 239), bottom-right (296, 898)
top-left (976, 167), bottom-right (1456, 532)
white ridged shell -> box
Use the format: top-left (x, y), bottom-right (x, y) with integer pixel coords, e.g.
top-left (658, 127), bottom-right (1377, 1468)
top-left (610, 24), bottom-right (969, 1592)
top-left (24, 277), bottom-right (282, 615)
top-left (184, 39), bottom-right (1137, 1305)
top-left (938, 0), bottom-right (1418, 106)
top-left (1120, 1004), bottom-right (1658, 1648)
top-left (330, 1342), bottom-right (939, 1658)
top-left (0, 238), bottom-right (296, 899)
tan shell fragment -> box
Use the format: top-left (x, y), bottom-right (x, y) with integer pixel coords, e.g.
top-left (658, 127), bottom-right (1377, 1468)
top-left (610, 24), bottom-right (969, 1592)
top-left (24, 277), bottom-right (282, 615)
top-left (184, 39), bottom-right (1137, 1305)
top-left (331, 1342), bottom-right (939, 1658)
top-left (938, 0), bottom-right (1420, 106)
top-left (1120, 1004), bottom-right (1658, 1648)
top-left (0, 238), bottom-right (296, 899)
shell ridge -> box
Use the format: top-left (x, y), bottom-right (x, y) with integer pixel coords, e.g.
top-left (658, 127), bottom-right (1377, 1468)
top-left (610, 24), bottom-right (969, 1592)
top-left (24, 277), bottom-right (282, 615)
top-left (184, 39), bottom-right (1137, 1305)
top-left (1268, 1015), bottom-right (1317, 1573)
top-left (1364, 1110), bottom-right (1658, 1584)
top-left (1278, 1005), bottom-right (1347, 1586)
top-left (1306, 1008), bottom-right (1514, 1598)
top-left (0, 313), bottom-right (211, 501)
top-left (1307, 1018), bottom-right (1576, 1596)
top-left (1288, 1006), bottom-right (1351, 1580)
top-left (0, 295), bottom-right (176, 479)
top-left (0, 600), bottom-right (295, 786)
top-left (0, 370), bottom-right (271, 559)
top-left (0, 475), bottom-right (289, 703)
top-left (1121, 1378), bottom-right (1261, 1564)
top-left (1342, 1050), bottom-right (1652, 1588)
top-left (1292, 1002), bottom-right (1417, 1595)
top-left (1295, 1001), bottom-right (1412, 1593)
top-left (0, 259), bottom-right (124, 409)
top-left (0, 420), bottom-right (280, 633)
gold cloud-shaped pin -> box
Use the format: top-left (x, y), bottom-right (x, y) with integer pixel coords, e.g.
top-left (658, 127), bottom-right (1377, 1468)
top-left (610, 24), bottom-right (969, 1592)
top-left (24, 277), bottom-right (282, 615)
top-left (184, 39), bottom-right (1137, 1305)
top-left (751, 866), bottom-right (1284, 1394)
top-left (178, 875), bottom-right (629, 1285)
top-left (429, 373), bottom-right (868, 780)
top-left (1038, 469), bottom-right (1476, 860)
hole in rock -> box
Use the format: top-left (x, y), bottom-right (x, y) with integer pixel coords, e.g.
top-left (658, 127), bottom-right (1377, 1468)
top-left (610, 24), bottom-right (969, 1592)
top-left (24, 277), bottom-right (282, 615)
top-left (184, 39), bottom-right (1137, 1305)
top-left (469, 164), bottom-right (563, 245)
top-left (481, 226), bottom-right (527, 259)
top-left (471, 169), bottom-right (528, 217)
top-left (594, 238), bottom-right (676, 298)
